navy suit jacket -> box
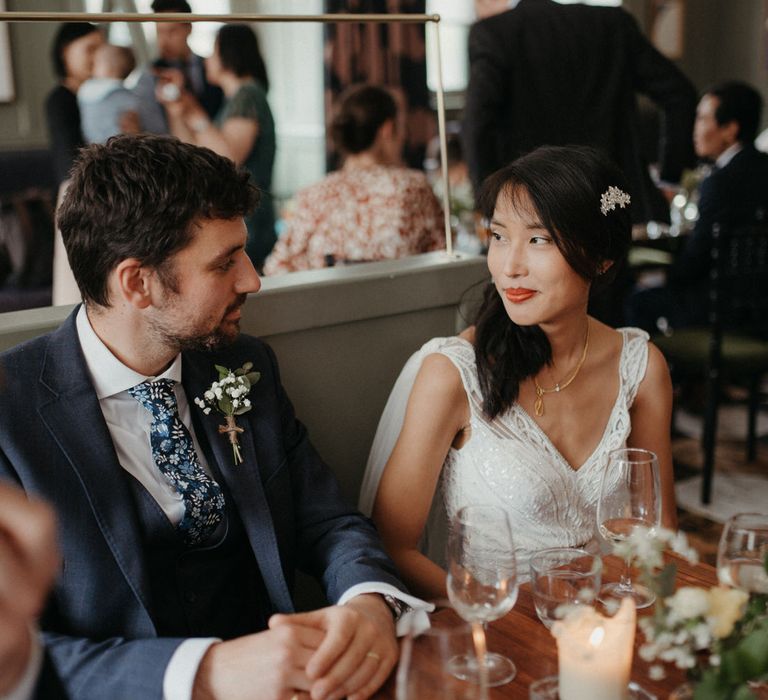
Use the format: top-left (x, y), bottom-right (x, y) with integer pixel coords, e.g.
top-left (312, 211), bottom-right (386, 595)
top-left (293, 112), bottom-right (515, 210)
top-left (0, 309), bottom-right (404, 699)
top-left (670, 145), bottom-right (768, 287)
top-left (463, 0), bottom-right (697, 224)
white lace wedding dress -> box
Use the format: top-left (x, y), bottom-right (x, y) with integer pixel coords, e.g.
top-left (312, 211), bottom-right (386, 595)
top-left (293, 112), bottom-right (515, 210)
top-left (359, 328), bottom-right (650, 578)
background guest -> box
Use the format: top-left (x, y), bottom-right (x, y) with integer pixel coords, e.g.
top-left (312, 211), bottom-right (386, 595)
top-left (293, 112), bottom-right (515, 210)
top-left (77, 44), bottom-right (140, 144)
top-left (0, 481), bottom-right (61, 699)
top-left (132, 0), bottom-right (223, 134)
top-left (45, 22), bottom-right (103, 187)
top-left (626, 81), bottom-right (768, 333)
top-left (463, 0), bottom-right (697, 227)
top-left (263, 84), bottom-right (444, 275)
top-left (161, 24), bottom-right (276, 269)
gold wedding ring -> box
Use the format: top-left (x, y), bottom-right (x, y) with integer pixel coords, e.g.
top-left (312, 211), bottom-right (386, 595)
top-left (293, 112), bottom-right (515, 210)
top-left (366, 651), bottom-right (381, 662)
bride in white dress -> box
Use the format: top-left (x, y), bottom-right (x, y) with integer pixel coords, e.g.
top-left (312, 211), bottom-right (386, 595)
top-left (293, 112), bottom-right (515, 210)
top-left (359, 145), bottom-right (677, 600)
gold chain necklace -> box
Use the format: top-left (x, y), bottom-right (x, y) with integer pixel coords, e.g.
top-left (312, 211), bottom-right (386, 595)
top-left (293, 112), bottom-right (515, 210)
top-left (533, 323), bottom-right (590, 417)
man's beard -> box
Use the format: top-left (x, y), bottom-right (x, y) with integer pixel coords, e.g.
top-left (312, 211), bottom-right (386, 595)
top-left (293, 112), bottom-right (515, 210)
top-left (149, 294), bottom-right (248, 353)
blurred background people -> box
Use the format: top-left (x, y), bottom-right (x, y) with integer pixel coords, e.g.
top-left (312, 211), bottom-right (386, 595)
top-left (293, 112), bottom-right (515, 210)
top-left (77, 44), bottom-right (140, 144)
top-left (45, 23), bottom-right (103, 188)
top-left (626, 81), bottom-right (768, 333)
top-left (0, 481), bottom-right (61, 699)
top-left (463, 0), bottom-right (697, 227)
top-left (161, 23), bottom-right (276, 269)
top-left (132, 0), bottom-right (223, 134)
top-left (263, 84), bottom-right (444, 275)
top-left (46, 22), bottom-right (104, 308)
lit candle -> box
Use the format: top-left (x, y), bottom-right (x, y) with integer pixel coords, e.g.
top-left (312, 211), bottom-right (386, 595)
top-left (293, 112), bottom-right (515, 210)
top-left (552, 597), bottom-right (636, 700)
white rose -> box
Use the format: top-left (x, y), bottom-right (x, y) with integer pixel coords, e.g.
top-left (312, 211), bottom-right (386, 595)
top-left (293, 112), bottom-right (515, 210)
top-left (707, 586), bottom-right (749, 639)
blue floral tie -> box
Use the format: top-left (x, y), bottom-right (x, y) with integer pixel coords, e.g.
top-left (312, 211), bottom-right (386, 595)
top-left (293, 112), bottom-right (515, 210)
top-left (129, 379), bottom-right (225, 546)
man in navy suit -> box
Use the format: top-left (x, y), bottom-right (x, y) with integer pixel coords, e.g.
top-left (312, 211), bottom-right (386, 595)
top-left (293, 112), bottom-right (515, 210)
top-left (627, 81), bottom-right (768, 332)
top-left (0, 134), bottom-right (424, 700)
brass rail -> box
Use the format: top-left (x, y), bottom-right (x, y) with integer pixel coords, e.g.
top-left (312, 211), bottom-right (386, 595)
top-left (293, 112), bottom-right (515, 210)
top-left (0, 12), bottom-right (438, 23)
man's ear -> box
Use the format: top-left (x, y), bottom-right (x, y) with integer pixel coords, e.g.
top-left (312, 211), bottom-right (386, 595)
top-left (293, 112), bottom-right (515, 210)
top-left (598, 260), bottom-right (614, 276)
top-left (112, 259), bottom-right (153, 309)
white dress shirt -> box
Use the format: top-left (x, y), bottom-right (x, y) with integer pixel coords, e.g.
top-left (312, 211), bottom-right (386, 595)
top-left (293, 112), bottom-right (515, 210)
top-left (75, 308), bottom-right (430, 700)
top-left (715, 142), bottom-right (742, 170)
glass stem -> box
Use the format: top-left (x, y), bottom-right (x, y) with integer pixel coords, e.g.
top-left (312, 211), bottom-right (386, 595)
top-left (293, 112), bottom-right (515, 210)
top-left (620, 555), bottom-right (633, 591)
top-left (471, 621), bottom-right (489, 700)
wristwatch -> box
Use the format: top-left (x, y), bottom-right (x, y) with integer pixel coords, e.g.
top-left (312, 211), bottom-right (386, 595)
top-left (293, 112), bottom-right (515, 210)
top-left (382, 594), bottom-right (411, 622)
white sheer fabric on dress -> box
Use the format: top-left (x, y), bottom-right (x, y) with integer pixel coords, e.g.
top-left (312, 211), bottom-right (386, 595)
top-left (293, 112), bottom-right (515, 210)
top-left (359, 340), bottom-right (450, 566)
top-left (359, 329), bottom-right (650, 579)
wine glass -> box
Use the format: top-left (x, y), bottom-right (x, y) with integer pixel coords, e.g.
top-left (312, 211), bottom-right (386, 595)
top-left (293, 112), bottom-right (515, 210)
top-left (446, 504), bottom-right (519, 689)
top-left (717, 512), bottom-right (768, 593)
top-left (396, 614), bottom-right (482, 700)
top-left (529, 547), bottom-right (602, 629)
top-left (597, 447), bottom-right (661, 609)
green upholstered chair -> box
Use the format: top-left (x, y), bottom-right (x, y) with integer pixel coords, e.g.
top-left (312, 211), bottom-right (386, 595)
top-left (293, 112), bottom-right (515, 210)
top-left (654, 221), bottom-right (768, 504)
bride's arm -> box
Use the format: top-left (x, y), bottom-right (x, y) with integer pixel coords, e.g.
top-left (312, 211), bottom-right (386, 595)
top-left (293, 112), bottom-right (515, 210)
top-left (627, 342), bottom-right (677, 529)
top-left (372, 353), bottom-right (470, 601)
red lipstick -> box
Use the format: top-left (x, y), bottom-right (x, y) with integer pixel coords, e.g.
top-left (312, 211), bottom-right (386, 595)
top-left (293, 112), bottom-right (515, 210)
top-left (504, 288), bottom-right (536, 303)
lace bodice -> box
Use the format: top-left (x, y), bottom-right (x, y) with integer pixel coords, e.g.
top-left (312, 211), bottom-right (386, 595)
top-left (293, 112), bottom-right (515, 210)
top-left (414, 328), bottom-right (649, 577)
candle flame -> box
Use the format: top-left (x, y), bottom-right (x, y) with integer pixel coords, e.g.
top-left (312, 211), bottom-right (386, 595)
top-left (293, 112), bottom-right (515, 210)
top-left (588, 625), bottom-right (605, 648)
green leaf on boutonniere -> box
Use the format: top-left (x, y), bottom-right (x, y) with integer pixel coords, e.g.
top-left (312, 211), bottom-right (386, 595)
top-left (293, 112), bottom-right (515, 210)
top-left (194, 362), bottom-right (260, 465)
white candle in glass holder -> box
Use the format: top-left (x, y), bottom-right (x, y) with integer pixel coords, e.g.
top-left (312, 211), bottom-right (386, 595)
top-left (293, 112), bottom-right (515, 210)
top-left (552, 597), bottom-right (636, 700)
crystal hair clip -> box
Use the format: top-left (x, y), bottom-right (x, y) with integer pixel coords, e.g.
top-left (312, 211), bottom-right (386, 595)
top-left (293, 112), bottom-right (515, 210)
top-left (600, 186), bottom-right (631, 216)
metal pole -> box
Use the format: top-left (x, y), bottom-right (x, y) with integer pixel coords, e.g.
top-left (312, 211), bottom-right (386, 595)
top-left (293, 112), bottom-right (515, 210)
top-left (432, 18), bottom-right (453, 257)
top-left (0, 12), bottom-right (438, 23)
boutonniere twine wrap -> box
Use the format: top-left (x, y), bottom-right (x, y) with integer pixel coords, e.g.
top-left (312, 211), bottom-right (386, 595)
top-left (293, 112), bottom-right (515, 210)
top-left (194, 362), bottom-right (260, 465)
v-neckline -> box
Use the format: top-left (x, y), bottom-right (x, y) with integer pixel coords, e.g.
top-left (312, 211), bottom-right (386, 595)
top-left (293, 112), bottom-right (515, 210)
top-left (510, 330), bottom-right (628, 474)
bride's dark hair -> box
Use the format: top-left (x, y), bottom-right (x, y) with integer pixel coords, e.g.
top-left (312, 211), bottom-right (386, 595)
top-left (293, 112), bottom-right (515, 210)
top-left (474, 145), bottom-right (632, 419)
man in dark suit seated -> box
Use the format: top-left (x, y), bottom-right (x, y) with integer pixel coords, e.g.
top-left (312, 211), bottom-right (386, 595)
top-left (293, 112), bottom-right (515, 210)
top-left (626, 81), bottom-right (768, 333)
top-left (0, 134), bottom-right (425, 700)
top-left (0, 481), bottom-right (64, 699)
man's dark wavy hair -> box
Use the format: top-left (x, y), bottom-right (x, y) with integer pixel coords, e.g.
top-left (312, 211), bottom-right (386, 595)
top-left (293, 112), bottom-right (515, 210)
top-left (57, 134), bottom-right (258, 308)
top-left (474, 145), bottom-right (632, 419)
top-left (707, 81), bottom-right (763, 144)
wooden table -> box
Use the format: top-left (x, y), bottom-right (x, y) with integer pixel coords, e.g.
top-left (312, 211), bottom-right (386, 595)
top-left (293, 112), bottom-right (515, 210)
top-left (375, 554), bottom-right (717, 699)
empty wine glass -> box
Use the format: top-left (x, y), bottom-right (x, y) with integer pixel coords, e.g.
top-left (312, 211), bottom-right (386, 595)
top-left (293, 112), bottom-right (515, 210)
top-left (446, 504), bottom-right (519, 689)
top-left (529, 547), bottom-right (602, 629)
top-left (396, 614), bottom-right (482, 700)
top-left (717, 512), bottom-right (768, 593)
top-left (597, 447), bottom-right (661, 609)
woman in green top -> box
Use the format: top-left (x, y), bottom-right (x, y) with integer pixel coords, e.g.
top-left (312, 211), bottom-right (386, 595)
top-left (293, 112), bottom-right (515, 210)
top-left (161, 24), bottom-right (276, 268)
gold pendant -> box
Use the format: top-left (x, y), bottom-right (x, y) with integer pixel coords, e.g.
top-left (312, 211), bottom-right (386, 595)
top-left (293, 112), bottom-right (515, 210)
top-left (534, 388), bottom-right (544, 417)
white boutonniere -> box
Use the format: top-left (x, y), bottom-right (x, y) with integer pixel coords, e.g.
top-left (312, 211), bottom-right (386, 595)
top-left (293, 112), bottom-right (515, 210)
top-left (194, 362), bottom-right (260, 465)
